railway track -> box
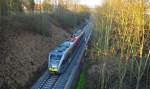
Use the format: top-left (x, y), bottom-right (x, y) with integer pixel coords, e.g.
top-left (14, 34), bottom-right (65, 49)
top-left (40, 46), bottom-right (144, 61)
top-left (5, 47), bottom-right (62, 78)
top-left (39, 75), bottom-right (59, 89)
top-left (31, 21), bottom-right (93, 89)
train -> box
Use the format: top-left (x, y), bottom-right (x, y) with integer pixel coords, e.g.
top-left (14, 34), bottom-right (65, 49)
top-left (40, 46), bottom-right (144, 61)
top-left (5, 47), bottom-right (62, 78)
top-left (48, 29), bottom-right (85, 74)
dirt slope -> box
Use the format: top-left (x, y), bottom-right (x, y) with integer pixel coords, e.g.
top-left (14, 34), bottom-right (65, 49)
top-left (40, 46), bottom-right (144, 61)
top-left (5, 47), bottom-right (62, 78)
top-left (0, 16), bottom-right (69, 89)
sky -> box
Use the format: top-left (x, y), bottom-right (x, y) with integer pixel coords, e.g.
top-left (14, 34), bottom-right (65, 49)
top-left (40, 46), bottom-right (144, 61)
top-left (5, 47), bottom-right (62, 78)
top-left (34, 0), bottom-right (105, 8)
top-left (78, 0), bottom-right (105, 8)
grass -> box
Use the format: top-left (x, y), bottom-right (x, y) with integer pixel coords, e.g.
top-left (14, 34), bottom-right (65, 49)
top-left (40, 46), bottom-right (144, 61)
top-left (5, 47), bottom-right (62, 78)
top-left (76, 72), bottom-right (86, 89)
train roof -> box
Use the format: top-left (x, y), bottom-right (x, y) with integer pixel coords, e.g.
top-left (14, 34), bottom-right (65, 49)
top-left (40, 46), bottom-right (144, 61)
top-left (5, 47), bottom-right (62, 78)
top-left (73, 30), bottom-right (85, 38)
top-left (49, 29), bottom-right (84, 57)
top-left (50, 40), bottom-right (73, 55)
top-left (61, 40), bottom-right (71, 46)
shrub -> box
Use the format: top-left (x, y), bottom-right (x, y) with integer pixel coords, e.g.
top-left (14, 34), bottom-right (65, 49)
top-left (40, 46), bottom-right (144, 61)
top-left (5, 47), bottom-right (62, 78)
top-left (1, 14), bottom-right (52, 36)
top-left (52, 6), bottom-right (89, 29)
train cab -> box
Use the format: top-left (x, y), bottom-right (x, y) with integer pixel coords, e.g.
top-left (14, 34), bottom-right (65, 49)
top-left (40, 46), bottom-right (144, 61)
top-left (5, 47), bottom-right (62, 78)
top-left (48, 53), bottom-right (62, 73)
top-left (48, 40), bottom-right (74, 74)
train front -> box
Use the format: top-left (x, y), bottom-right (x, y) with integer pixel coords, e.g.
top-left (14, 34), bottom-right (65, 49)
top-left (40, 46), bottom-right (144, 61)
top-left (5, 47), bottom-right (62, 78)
top-left (48, 53), bottom-right (62, 74)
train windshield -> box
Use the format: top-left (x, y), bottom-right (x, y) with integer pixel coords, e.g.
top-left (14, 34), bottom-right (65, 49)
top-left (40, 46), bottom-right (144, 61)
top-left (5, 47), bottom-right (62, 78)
top-left (50, 54), bottom-right (62, 60)
top-left (49, 54), bottom-right (62, 67)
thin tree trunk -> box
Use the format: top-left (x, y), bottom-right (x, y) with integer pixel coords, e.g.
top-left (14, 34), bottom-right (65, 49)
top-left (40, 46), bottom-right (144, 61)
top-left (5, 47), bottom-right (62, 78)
top-left (1, 0), bottom-right (8, 16)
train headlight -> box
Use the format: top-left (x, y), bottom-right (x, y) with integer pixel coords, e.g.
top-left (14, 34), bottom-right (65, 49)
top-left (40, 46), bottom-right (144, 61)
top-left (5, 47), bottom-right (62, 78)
top-left (49, 67), bottom-right (58, 72)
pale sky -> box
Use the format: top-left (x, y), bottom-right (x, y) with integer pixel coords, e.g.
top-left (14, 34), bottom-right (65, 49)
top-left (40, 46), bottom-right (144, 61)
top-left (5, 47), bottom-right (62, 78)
top-left (78, 0), bottom-right (105, 8)
top-left (34, 0), bottom-right (105, 8)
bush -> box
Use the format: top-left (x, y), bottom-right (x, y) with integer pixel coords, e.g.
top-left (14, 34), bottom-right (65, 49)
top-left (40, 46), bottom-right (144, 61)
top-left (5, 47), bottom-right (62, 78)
top-left (52, 6), bottom-right (89, 29)
top-left (1, 14), bottom-right (52, 36)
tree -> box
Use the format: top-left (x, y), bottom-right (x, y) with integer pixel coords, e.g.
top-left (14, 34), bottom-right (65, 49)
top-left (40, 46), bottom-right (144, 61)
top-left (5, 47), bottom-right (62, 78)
top-left (1, 0), bottom-right (23, 16)
top-left (1, 0), bottom-right (8, 16)
top-left (8, 0), bottom-right (22, 13)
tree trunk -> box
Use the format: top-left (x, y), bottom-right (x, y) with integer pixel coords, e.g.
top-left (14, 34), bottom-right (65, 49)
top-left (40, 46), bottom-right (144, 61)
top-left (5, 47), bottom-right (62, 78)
top-left (1, 0), bottom-right (8, 16)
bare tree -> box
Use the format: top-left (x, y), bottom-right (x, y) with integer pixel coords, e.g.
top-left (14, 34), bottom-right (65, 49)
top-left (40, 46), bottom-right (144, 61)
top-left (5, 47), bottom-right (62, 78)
top-left (1, 0), bottom-right (8, 16)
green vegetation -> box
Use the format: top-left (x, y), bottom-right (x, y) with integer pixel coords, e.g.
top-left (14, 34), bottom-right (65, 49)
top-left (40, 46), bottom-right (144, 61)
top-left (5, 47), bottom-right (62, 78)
top-left (1, 0), bottom-right (22, 16)
top-left (76, 72), bottom-right (86, 89)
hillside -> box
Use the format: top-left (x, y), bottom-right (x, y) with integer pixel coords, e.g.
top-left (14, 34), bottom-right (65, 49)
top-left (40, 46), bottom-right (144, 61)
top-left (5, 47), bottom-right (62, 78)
top-left (0, 15), bottom-right (70, 89)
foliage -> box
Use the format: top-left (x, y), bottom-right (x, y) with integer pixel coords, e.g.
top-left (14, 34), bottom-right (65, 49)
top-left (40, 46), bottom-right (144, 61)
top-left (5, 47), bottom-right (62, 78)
top-left (76, 72), bottom-right (86, 89)
top-left (1, 0), bottom-right (22, 16)
top-left (28, 0), bottom-right (34, 10)
top-left (95, 0), bottom-right (146, 57)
